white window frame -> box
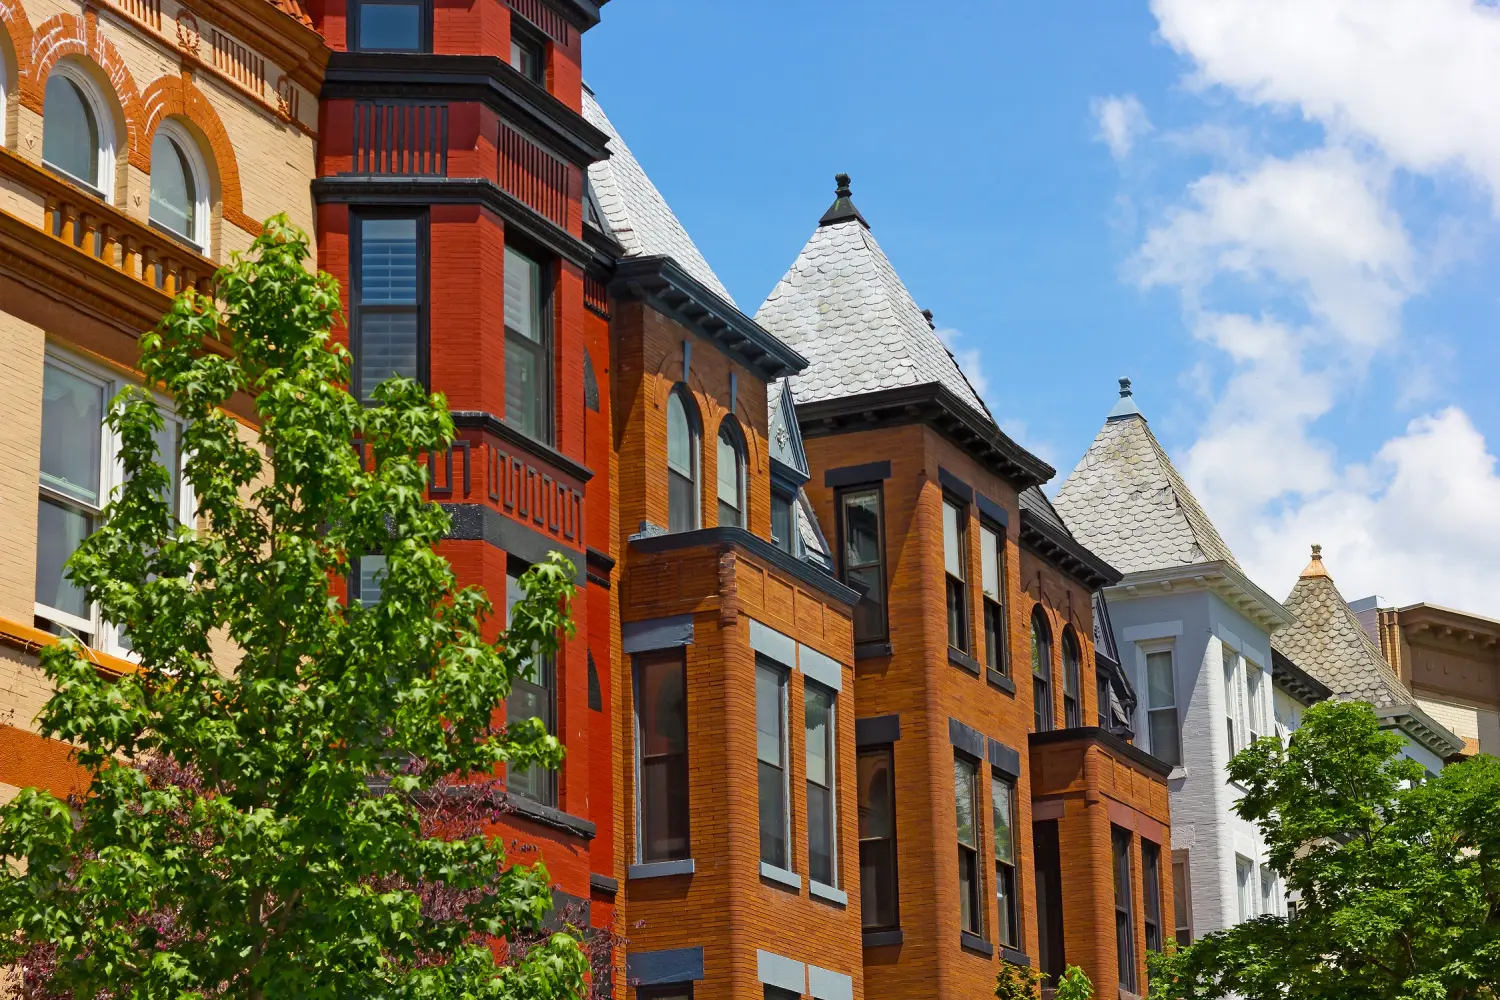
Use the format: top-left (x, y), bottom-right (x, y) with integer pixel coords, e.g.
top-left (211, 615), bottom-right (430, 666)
top-left (36, 348), bottom-right (192, 657)
top-left (1235, 854), bottom-right (1255, 922)
top-left (45, 59), bottom-right (117, 202)
top-left (149, 118), bottom-right (212, 254)
top-left (1223, 646), bottom-right (1249, 758)
top-left (1246, 657), bottom-right (1268, 745)
top-left (1259, 865), bottom-right (1282, 918)
top-left (1139, 641), bottom-right (1181, 766)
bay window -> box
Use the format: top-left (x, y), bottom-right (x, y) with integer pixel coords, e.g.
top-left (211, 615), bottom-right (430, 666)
top-left (858, 745), bottom-right (898, 930)
top-left (506, 570), bottom-right (556, 807)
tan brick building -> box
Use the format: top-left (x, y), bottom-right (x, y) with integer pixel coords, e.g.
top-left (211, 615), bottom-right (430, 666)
top-left (0, 0), bottom-right (326, 806)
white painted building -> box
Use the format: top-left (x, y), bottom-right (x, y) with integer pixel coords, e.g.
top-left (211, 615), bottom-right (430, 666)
top-left (1054, 381), bottom-right (1331, 943)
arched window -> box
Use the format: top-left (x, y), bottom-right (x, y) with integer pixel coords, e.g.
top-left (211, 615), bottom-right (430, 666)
top-left (666, 386), bottom-right (699, 533)
top-left (1031, 608), bottom-right (1053, 733)
top-left (715, 419), bottom-right (744, 528)
top-left (1061, 627), bottom-right (1083, 729)
top-left (43, 62), bottom-right (114, 198)
top-left (149, 122), bottom-right (210, 251)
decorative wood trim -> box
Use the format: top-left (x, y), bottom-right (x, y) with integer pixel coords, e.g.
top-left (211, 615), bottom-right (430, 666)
top-left (0, 615), bottom-right (138, 677)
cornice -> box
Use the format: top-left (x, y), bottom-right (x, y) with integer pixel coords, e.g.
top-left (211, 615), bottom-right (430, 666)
top-left (628, 526), bottom-right (860, 607)
top-left (1270, 649), bottom-right (1333, 705)
top-left (321, 53), bottom-right (610, 167)
top-left (448, 410), bottom-right (592, 483)
top-left (1019, 509), bottom-right (1121, 591)
top-left (177, 0), bottom-right (330, 93)
top-left (1104, 560), bottom-right (1296, 633)
top-left (1028, 726), bottom-right (1174, 778)
top-left (796, 383), bottom-right (1056, 491)
top-left (611, 255), bottom-right (806, 382)
top-left (1374, 703), bottom-right (1468, 760)
top-left (310, 175), bottom-right (594, 269)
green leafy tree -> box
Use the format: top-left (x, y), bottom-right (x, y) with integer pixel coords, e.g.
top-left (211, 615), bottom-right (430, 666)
top-left (1149, 699), bottom-right (1500, 1000)
top-left (995, 960), bottom-right (1045, 1000)
top-left (0, 217), bottom-right (591, 1000)
top-left (1055, 966), bottom-right (1094, 1000)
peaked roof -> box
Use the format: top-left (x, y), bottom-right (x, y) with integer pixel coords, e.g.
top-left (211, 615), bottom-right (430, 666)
top-left (754, 176), bottom-right (989, 419)
top-left (767, 380), bottom-right (810, 482)
top-left (1273, 546), bottom-right (1412, 709)
top-left (1054, 381), bottom-right (1240, 575)
top-left (581, 88), bottom-right (735, 305)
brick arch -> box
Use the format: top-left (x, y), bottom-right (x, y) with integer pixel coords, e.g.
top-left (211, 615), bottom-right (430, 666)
top-left (0, 0), bottom-right (35, 95)
top-left (140, 72), bottom-right (259, 236)
top-left (26, 11), bottom-right (146, 169)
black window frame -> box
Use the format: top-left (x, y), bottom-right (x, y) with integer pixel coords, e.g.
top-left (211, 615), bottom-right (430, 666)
top-left (1031, 608), bottom-right (1054, 733)
top-left (714, 417), bottom-right (746, 529)
top-left (991, 770), bottom-right (1020, 950)
top-left (349, 207), bottom-right (430, 405)
top-left (1061, 627), bottom-right (1083, 729)
top-left (636, 647), bottom-right (690, 863)
top-left (954, 752), bottom-right (983, 937)
top-left (943, 494), bottom-right (971, 655)
top-left (857, 743), bottom-right (900, 932)
top-left (1034, 818), bottom-right (1066, 986)
top-left (1097, 661), bottom-right (1113, 729)
top-left (980, 518), bottom-right (1009, 676)
top-left (347, 0), bottom-right (432, 53)
top-left (505, 559), bottom-right (558, 808)
top-left (770, 489), bottom-right (796, 555)
top-left (502, 238), bottom-right (556, 446)
top-left (1143, 839), bottom-right (1164, 955)
top-left (835, 484), bottom-right (889, 644)
top-left (805, 679), bottom-right (838, 888)
top-left (508, 17), bottom-right (548, 86)
top-left (1113, 825), bottom-right (1138, 994)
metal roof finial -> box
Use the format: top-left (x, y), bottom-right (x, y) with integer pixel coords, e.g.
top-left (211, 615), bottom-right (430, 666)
top-left (835, 172), bottom-right (852, 198)
top-left (1119, 377), bottom-right (1132, 397)
top-left (819, 172), bottom-right (869, 229)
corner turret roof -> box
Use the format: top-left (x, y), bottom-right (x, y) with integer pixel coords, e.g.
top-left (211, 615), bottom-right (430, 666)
top-left (1054, 381), bottom-right (1240, 575)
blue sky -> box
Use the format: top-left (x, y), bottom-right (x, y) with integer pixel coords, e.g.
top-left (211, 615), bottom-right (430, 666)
top-left (586, 1), bottom-right (1500, 616)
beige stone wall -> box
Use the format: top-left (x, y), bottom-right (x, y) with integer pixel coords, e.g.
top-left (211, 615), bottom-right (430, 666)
top-left (0, 645), bottom-right (50, 735)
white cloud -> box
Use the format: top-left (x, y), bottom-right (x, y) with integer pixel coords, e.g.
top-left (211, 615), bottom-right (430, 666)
top-left (935, 327), bottom-right (990, 400)
top-left (1093, 94), bottom-right (1154, 161)
top-left (1152, 0), bottom-right (1500, 202)
top-left (1117, 0), bottom-right (1500, 616)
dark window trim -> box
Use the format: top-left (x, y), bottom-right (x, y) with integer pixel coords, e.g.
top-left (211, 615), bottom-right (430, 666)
top-left (824, 460), bottom-right (891, 488)
top-left (980, 516), bottom-right (1011, 680)
top-left (1031, 607), bottom-right (1055, 734)
top-left (855, 713), bottom-right (901, 746)
top-left (858, 743), bottom-right (901, 934)
top-left (348, 0), bottom-right (433, 53)
top-left (634, 647), bottom-right (691, 864)
top-left (954, 750), bottom-right (984, 938)
top-left (1113, 825), bottom-right (1138, 994)
top-left (503, 235), bottom-right (556, 446)
top-left (937, 466), bottom-right (974, 503)
top-left (992, 770), bottom-right (1021, 951)
top-left (1061, 626), bottom-right (1083, 730)
top-left (508, 15), bottom-right (548, 87)
top-left (835, 482), bottom-right (890, 643)
top-left (506, 554), bottom-right (558, 809)
top-left (943, 491), bottom-right (972, 656)
top-left (349, 206), bottom-right (430, 404)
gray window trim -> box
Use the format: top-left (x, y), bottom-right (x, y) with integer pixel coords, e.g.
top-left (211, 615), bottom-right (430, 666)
top-left (628, 946), bottom-right (705, 985)
top-left (623, 613), bottom-right (695, 653)
top-left (756, 950), bottom-right (806, 995)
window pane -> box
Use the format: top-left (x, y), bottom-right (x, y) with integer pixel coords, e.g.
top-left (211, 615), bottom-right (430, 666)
top-left (842, 491), bottom-right (882, 567)
top-left (996, 863), bottom-right (1017, 947)
top-left (667, 393), bottom-right (692, 475)
top-left (41, 363), bottom-right (104, 506)
top-left (716, 430), bottom-right (740, 510)
top-left (860, 839), bottom-right (897, 929)
top-left (357, 0), bottom-right (422, 50)
top-left (357, 554), bottom-right (386, 608)
top-left (849, 566), bottom-right (886, 640)
top-left (808, 782), bottom-right (834, 886)
top-left (1147, 650), bottom-right (1175, 708)
top-left (639, 654), bottom-right (686, 756)
top-left (1236, 856), bottom-right (1254, 921)
top-left (953, 757), bottom-right (976, 849)
top-left (991, 776), bottom-right (1014, 864)
top-left (756, 664), bottom-right (783, 766)
top-left (943, 501), bottom-right (963, 578)
top-left (360, 311), bottom-right (419, 399)
top-left (504, 246), bottom-right (542, 342)
top-left (858, 749), bottom-right (893, 840)
top-left (642, 754), bottom-right (689, 861)
top-left (759, 759), bottom-right (787, 866)
top-left (980, 524), bottom-right (1000, 599)
top-left (43, 75), bottom-right (99, 186)
top-left (505, 334), bottom-right (543, 437)
top-left (35, 497), bottom-right (93, 620)
top-left (771, 494), bottom-right (793, 553)
top-left (1149, 710), bottom-right (1182, 767)
top-left (360, 218), bottom-right (418, 304)
top-left (149, 132), bottom-right (195, 241)
top-left (805, 686), bottom-right (831, 786)
top-left (857, 746), bottom-right (898, 931)
top-left (1174, 854), bottom-right (1192, 946)
top-left (668, 470), bottom-right (696, 534)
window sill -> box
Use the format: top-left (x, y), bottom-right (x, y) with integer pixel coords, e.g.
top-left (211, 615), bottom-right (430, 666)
top-left (1169, 765), bottom-right (1189, 780)
top-left (504, 794), bottom-right (597, 840)
top-left (987, 669), bottom-right (1016, 694)
top-left (959, 931), bottom-right (994, 957)
top-left (1000, 946), bottom-right (1031, 967)
top-left (948, 647), bottom-right (981, 676)
top-left (862, 929), bottom-right (904, 949)
top-left (810, 880), bottom-right (847, 907)
top-left (628, 859), bottom-right (695, 880)
top-left (854, 641), bottom-right (893, 660)
top-left (759, 862), bottom-right (803, 892)
top-left (588, 873), bottom-right (619, 896)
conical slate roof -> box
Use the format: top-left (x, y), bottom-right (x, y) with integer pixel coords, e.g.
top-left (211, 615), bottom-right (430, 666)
top-left (1054, 380), bottom-right (1240, 575)
top-left (1273, 547), bottom-right (1410, 708)
top-left (754, 175), bottom-right (988, 418)
top-left (581, 87), bottom-right (734, 305)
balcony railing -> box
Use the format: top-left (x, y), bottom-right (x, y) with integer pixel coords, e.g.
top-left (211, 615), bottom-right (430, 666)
top-left (0, 148), bottom-right (215, 298)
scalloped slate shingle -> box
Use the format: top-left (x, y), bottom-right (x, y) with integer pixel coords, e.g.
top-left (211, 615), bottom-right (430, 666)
top-left (1054, 410), bottom-right (1240, 575)
top-left (1273, 557), bottom-right (1409, 708)
top-left (753, 217), bottom-right (988, 419)
top-left (581, 88), bottom-right (734, 305)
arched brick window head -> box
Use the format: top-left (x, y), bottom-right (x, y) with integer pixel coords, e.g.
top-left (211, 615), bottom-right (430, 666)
top-left (43, 64), bottom-right (114, 199)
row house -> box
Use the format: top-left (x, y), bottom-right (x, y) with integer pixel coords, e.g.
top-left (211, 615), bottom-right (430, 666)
top-left (751, 178), bottom-right (1173, 1000)
top-left (1055, 383), bottom-right (1463, 945)
top-left (0, 0), bottom-right (325, 800)
top-left (1356, 597), bottom-right (1500, 757)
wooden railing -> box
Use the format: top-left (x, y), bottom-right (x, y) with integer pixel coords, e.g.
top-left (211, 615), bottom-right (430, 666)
top-left (0, 147), bottom-right (215, 297)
